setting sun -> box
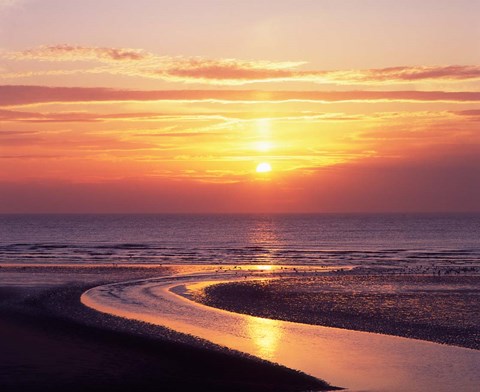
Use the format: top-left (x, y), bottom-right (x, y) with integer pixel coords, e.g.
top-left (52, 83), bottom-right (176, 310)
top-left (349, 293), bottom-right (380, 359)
top-left (1, 1), bottom-right (479, 216)
top-left (256, 162), bottom-right (272, 173)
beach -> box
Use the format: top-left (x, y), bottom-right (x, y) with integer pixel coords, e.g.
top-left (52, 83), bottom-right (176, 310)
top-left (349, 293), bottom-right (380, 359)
top-left (0, 265), bottom-right (479, 391)
top-left (0, 265), bottom-right (335, 392)
top-left (79, 266), bottom-right (480, 392)
top-left (195, 274), bottom-right (480, 350)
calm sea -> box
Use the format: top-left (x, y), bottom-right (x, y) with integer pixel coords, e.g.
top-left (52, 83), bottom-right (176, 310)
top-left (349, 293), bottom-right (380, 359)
top-left (0, 214), bottom-right (479, 269)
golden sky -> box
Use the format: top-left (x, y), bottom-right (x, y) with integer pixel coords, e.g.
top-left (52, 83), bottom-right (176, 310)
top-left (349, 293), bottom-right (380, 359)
top-left (1, 1), bottom-right (479, 212)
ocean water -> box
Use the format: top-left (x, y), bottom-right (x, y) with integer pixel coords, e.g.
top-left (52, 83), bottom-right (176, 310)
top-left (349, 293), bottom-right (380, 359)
top-left (0, 213), bottom-right (479, 269)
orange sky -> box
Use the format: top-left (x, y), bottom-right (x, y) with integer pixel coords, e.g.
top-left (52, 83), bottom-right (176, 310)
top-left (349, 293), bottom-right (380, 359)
top-left (1, 1), bottom-right (479, 212)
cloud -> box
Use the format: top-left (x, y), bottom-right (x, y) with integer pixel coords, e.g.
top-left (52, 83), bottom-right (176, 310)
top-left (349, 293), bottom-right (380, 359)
top-left (3, 45), bottom-right (480, 85)
top-left (2, 85), bottom-right (480, 107)
top-left (157, 64), bottom-right (480, 85)
top-left (3, 45), bottom-right (304, 85)
top-left (153, 57), bottom-right (306, 84)
top-left (0, 108), bottom-right (168, 122)
top-left (323, 65), bottom-right (480, 84)
top-left (0, 130), bottom-right (158, 151)
top-left (6, 44), bottom-right (151, 62)
top-left (452, 109), bottom-right (480, 118)
top-left (0, 107), bottom-right (377, 124)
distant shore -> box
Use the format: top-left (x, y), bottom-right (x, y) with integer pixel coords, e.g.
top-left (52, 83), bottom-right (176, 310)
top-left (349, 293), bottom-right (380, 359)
top-left (195, 274), bottom-right (480, 350)
top-left (0, 265), bottom-right (336, 392)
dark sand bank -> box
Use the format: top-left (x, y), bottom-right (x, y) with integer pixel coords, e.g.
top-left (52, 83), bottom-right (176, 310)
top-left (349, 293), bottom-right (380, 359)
top-left (0, 267), bottom-right (336, 392)
top-left (196, 275), bottom-right (480, 350)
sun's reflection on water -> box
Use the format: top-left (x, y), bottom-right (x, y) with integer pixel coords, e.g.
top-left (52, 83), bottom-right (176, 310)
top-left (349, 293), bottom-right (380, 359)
top-left (248, 216), bottom-right (282, 266)
top-left (246, 316), bottom-right (283, 360)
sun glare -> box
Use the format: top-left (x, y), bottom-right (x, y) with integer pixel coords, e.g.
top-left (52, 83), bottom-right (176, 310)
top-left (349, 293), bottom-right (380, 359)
top-left (254, 141), bottom-right (272, 152)
top-left (255, 265), bottom-right (273, 271)
top-left (256, 162), bottom-right (272, 173)
top-left (256, 118), bottom-right (271, 137)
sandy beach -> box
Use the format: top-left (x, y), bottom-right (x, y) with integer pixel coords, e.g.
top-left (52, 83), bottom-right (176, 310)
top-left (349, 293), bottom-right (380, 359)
top-left (1, 264), bottom-right (478, 391)
top-left (196, 274), bottom-right (480, 350)
top-left (79, 267), bottom-right (480, 392)
top-left (0, 265), bottom-right (335, 392)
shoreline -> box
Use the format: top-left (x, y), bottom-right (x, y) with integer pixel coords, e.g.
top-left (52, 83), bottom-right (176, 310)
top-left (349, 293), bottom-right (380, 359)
top-left (194, 274), bottom-right (480, 350)
top-left (0, 266), bottom-right (336, 392)
top-left (80, 269), bottom-right (480, 392)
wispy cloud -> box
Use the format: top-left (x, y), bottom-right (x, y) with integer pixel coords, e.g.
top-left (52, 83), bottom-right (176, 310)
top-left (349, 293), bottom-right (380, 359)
top-left (2, 85), bottom-right (480, 107)
top-left (158, 64), bottom-right (480, 85)
top-left (3, 45), bottom-right (480, 85)
top-left (0, 108), bottom-right (167, 122)
top-left (6, 44), bottom-right (152, 62)
top-left (321, 66), bottom-right (480, 84)
top-left (0, 107), bottom-right (363, 123)
top-left (452, 109), bottom-right (480, 118)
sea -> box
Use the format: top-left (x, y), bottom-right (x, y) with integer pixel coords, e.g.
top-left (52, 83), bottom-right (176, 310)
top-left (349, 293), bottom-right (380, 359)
top-left (1, 213), bottom-right (479, 270)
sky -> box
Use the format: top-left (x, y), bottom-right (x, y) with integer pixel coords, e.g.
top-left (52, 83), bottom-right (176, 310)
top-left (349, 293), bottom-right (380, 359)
top-left (1, 0), bottom-right (480, 213)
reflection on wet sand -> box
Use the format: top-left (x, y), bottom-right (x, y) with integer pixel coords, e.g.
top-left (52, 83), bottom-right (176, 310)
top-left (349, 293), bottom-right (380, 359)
top-left (247, 316), bottom-right (282, 360)
top-left (82, 271), bottom-right (480, 392)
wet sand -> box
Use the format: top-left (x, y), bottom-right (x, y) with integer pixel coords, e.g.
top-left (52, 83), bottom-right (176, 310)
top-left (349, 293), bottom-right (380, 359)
top-left (0, 266), bottom-right (334, 392)
top-left (196, 275), bottom-right (480, 350)
top-left (82, 269), bottom-right (480, 392)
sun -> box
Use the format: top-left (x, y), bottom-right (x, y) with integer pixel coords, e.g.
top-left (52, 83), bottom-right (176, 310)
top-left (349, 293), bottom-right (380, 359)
top-left (256, 162), bottom-right (272, 173)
